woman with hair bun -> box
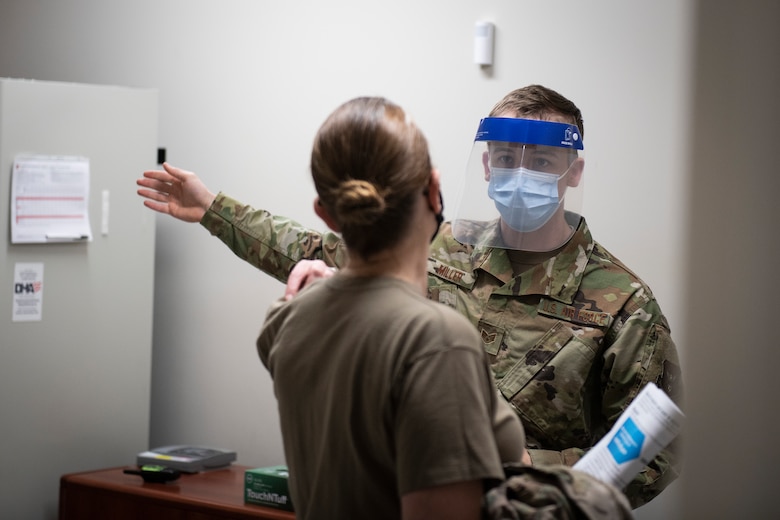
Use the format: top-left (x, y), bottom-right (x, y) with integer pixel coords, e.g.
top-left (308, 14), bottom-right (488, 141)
top-left (256, 96), bottom-right (525, 520)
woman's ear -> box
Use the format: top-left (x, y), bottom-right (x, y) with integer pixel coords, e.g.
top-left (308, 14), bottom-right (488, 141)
top-left (567, 157), bottom-right (585, 187)
top-left (482, 151), bottom-right (491, 181)
top-left (313, 197), bottom-right (340, 232)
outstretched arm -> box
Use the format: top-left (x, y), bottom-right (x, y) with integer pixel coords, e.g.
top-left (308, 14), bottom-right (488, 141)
top-left (137, 163), bottom-right (348, 286)
top-left (136, 162), bottom-right (216, 223)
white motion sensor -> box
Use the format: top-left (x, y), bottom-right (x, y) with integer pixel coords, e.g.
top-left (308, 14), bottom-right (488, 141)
top-left (474, 21), bottom-right (495, 66)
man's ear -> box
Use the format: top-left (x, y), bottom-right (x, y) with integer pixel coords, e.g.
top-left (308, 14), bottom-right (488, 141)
top-left (482, 151), bottom-right (491, 181)
top-left (567, 157), bottom-right (585, 187)
top-left (313, 197), bottom-right (340, 232)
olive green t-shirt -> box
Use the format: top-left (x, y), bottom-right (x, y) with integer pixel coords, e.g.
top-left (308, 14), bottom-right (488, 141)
top-left (257, 274), bottom-right (524, 520)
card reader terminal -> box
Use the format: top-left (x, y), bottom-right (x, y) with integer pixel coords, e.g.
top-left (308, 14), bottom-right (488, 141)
top-left (136, 445), bottom-right (237, 473)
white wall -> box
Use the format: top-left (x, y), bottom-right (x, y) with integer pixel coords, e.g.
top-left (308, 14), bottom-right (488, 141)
top-left (0, 1), bottom-right (694, 517)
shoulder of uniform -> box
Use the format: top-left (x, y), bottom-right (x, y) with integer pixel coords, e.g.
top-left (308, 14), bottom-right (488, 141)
top-left (591, 241), bottom-right (640, 278)
top-left (589, 241), bottom-right (658, 303)
top-left (431, 223), bottom-right (477, 260)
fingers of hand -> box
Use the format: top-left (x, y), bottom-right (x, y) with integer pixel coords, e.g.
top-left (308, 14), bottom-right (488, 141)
top-left (142, 169), bottom-right (174, 182)
top-left (137, 188), bottom-right (168, 203)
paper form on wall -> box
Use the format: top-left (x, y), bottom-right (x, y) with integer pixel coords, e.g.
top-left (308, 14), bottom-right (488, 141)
top-left (10, 155), bottom-right (93, 243)
top-left (572, 382), bottom-right (684, 490)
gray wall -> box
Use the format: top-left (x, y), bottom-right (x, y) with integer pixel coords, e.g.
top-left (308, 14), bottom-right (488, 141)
top-left (0, 79), bottom-right (158, 518)
top-left (3, 0), bottom-right (776, 517)
top-left (681, 1), bottom-right (780, 517)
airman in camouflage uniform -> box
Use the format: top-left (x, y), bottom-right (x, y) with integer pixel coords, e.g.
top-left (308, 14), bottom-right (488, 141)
top-left (201, 193), bottom-right (682, 509)
top-left (138, 84), bottom-right (683, 509)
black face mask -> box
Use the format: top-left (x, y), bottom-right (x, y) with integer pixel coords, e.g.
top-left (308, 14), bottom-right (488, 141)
top-left (430, 191), bottom-right (444, 243)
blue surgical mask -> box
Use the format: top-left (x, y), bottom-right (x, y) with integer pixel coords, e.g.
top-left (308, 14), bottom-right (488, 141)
top-left (487, 166), bottom-right (566, 232)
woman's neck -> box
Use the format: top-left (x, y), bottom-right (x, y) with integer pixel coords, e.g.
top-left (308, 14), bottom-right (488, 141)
top-left (342, 239), bottom-right (430, 295)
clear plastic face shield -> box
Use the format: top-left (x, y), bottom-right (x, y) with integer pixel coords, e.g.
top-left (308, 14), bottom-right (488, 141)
top-left (452, 117), bottom-right (585, 252)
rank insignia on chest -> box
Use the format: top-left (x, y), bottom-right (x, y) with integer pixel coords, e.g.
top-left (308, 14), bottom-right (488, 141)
top-left (480, 329), bottom-right (498, 345)
top-left (537, 298), bottom-right (613, 328)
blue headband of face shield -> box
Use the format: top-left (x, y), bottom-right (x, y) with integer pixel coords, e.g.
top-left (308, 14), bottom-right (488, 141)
top-left (474, 117), bottom-right (584, 150)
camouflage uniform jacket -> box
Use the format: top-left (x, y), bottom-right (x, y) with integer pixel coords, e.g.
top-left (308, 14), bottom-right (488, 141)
top-left (202, 193), bottom-right (683, 509)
